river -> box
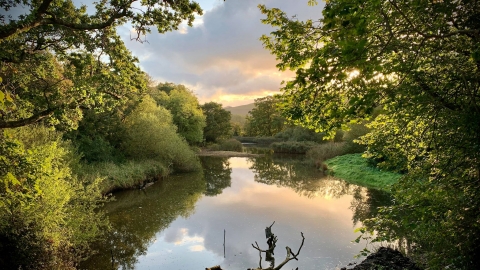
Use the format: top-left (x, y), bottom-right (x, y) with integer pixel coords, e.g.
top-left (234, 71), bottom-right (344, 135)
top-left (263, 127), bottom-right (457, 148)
top-left (80, 154), bottom-right (391, 270)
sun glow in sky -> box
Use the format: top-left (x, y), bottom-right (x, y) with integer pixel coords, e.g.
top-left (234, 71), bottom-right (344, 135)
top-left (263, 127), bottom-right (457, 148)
top-left (120, 0), bottom-right (325, 107)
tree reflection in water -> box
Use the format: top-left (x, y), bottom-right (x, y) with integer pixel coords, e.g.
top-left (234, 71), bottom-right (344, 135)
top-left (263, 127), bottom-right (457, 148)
top-left (201, 156), bottom-right (232, 196)
top-left (80, 155), bottom-right (394, 269)
top-left (248, 154), bottom-right (393, 229)
top-left (80, 172), bottom-right (206, 269)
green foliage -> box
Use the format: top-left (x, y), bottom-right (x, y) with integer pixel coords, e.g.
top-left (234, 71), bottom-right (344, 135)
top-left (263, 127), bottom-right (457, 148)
top-left (0, 126), bottom-right (108, 269)
top-left (244, 96), bottom-right (286, 136)
top-left (200, 157), bottom-right (232, 196)
top-left (260, 0), bottom-right (480, 267)
top-left (122, 96), bottom-right (200, 172)
top-left (208, 138), bottom-right (243, 152)
top-left (306, 142), bottom-right (346, 162)
top-left (151, 83), bottom-right (206, 144)
top-left (342, 122), bottom-right (370, 154)
top-left (271, 141), bottom-right (318, 154)
top-left (76, 160), bottom-right (169, 194)
top-left (201, 102), bottom-right (232, 142)
top-left (0, 0), bottom-right (201, 130)
top-left (275, 126), bottom-right (326, 143)
top-left (325, 154), bottom-right (401, 190)
top-left (234, 136), bottom-right (282, 145)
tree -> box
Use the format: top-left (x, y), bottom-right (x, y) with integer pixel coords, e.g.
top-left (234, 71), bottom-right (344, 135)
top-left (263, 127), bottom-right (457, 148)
top-left (151, 83), bottom-right (206, 144)
top-left (260, 1), bottom-right (480, 268)
top-left (201, 102), bottom-right (232, 142)
top-left (122, 95), bottom-right (200, 172)
top-left (0, 0), bottom-right (202, 130)
top-left (245, 96), bottom-right (285, 136)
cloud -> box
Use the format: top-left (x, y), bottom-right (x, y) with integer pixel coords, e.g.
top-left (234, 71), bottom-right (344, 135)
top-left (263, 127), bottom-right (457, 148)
top-left (121, 0), bottom-right (324, 106)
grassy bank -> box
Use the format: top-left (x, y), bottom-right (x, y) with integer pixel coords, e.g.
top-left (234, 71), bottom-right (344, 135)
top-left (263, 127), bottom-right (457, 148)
top-left (76, 160), bottom-right (171, 194)
top-left (325, 153), bottom-right (401, 190)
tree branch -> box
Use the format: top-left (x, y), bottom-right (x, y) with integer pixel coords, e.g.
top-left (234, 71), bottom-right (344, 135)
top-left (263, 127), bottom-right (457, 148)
top-left (273, 232), bottom-right (305, 270)
top-left (0, 108), bottom-right (55, 129)
top-left (0, 0), bottom-right (54, 40)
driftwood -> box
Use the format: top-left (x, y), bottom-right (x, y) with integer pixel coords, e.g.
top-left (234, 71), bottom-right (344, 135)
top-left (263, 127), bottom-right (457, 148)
top-left (248, 222), bottom-right (305, 270)
top-left (206, 222), bottom-right (305, 270)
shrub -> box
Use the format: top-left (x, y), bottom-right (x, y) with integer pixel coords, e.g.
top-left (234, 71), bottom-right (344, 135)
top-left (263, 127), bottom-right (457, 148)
top-left (275, 126), bottom-right (326, 143)
top-left (306, 142), bottom-right (346, 162)
top-left (0, 126), bottom-right (108, 269)
top-left (122, 96), bottom-right (200, 172)
top-left (343, 122), bottom-right (370, 154)
top-left (271, 141), bottom-right (318, 154)
top-left (208, 139), bottom-right (243, 152)
top-left (233, 136), bottom-right (282, 145)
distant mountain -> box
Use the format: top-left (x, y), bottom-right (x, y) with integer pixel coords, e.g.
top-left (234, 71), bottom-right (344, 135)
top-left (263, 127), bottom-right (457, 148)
top-left (224, 103), bottom-right (255, 117)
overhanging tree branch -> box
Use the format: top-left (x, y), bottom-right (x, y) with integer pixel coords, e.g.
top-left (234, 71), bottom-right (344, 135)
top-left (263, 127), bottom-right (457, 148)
top-left (0, 108), bottom-right (55, 129)
top-left (0, 0), bottom-right (55, 40)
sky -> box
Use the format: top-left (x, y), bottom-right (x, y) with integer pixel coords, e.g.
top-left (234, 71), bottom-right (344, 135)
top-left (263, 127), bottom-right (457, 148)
top-left (2, 0), bottom-right (324, 107)
top-left (119, 0), bottom-right (325, 107)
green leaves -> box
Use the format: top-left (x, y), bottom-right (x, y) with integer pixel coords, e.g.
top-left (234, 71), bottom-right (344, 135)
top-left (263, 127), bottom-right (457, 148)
top-left (260, 0), bottom-right (480, 268)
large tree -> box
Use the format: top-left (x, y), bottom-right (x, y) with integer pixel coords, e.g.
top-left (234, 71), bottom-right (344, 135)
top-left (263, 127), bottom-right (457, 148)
top-left (245, 95), bottom-right (285, 136)
top-left (260, 0), bottom-right (480, 268)
top-left (151, 82), bottom-right (206, 144)
top-left (0, 0), bottom-right (202, 129)
top-left (201, 102), bottom-right (232, 142)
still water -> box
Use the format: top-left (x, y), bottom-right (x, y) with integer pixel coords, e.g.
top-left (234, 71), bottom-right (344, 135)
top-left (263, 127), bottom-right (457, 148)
top-left (81, 155), bottom-right (390, 270)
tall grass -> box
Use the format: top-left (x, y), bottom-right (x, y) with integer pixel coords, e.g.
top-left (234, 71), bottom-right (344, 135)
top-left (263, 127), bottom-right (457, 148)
top-left (324, 153), bottom-right (401, 190)
top-left (76, 160), bottom-right (170, 194)
top-left (306, 142), bottom-right (346, 161)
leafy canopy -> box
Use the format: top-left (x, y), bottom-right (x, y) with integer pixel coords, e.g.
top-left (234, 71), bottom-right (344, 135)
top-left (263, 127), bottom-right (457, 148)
top-left (201, 102), bottom-right (232, 142)
top-left (260, 0), bottom-right (480, 268)
top-left (0, 0), bottom-right (202, 129)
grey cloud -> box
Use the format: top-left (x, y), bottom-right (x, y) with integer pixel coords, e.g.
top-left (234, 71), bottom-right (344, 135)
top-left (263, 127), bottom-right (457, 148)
top-left (121, 0), bottom-right (324, 106)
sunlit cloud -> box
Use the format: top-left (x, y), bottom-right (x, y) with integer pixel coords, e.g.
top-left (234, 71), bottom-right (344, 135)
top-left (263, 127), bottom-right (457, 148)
top-left (189, 245), bottom-right (206, 252)
top-left (121, 0), bottom-right (325, 106)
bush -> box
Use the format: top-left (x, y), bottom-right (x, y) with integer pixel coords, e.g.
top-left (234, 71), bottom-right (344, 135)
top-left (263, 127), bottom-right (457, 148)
top-left (275, 126), bottom-right (326, 143)
top-left (122, 96), bottom-right (200, 172)
top-left (0, 126), bottom-right (108, 269)
top-left (271, 141), bottom-right (318, 154)
top-left (208, 139), bottom-right (243, 152)
top-left (343, 122), bottom-right (370, 154)
top-left (233, 136), bottom-right (282, 145)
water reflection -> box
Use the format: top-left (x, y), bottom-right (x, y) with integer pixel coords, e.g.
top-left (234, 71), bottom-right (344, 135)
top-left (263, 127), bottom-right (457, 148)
top-left (80, 172), bottom-right (206, 269)
top-left (81, 156), bottom-right (392, 270)
top-left (249, 155), bottom-right (359, 199)
top-left (201, 156), bottom-right (232, 196)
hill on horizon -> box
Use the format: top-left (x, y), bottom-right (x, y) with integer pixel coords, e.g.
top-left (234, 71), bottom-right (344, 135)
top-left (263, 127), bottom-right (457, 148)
top-left (224, 103), bottom-right (254, 117)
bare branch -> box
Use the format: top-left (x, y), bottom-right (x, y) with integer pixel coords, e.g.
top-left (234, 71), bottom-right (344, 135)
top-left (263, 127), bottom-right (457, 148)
top-left (273, 232), bottom-right (305, 270)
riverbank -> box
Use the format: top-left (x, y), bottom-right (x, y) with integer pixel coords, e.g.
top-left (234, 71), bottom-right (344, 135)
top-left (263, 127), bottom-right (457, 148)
top-left (325, 153), bottom-right (401, 190)
top-left (342, 247), bottom-right (421, 270)
top-left (197, 150), bottom-right (263, 157)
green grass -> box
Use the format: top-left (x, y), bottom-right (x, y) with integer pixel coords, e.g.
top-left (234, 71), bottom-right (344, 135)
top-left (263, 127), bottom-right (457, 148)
top-left (76, 159), bottom-right (170, 194)
top-left (325, 153), bottom-right (401, 190)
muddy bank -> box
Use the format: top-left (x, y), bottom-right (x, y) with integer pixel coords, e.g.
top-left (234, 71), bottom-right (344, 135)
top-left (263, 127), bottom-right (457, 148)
top-left (342, 247), bottom-right (421, 270)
